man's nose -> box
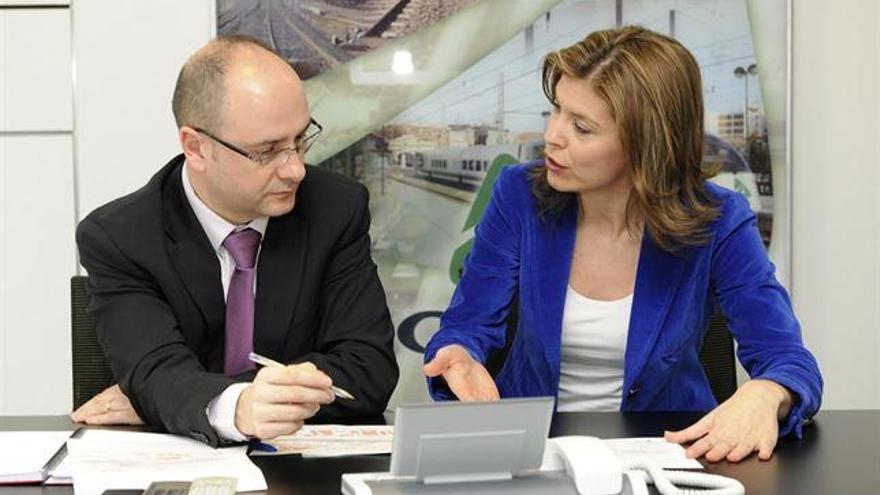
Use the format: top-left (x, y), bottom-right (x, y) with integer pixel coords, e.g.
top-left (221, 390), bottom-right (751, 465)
top-left (277, 152), bottom-right (306, 182)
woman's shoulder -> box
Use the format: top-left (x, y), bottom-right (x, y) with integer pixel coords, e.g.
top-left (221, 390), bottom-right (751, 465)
top-left (703, 180), bottom-right (757, 235)
top-left (493, 160), bottom-right (542, 200)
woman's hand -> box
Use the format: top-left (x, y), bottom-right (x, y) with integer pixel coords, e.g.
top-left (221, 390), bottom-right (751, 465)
top-left (423, 344), bottom-right (500, 401)
top-left (664, 379), bottom-right (793, 463)
top-left (70, 384), bottom-right (145, 426)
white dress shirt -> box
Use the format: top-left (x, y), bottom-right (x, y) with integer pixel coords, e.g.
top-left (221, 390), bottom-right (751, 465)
top-left (181, 163), bottom-right (268, 441)
top-left (557, 285), bottom-right (632, 412)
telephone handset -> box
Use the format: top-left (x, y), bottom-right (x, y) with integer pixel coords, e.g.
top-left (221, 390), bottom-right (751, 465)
top-left (542, 436), bottom-right (641, 495)
top-left (543, 436), bottom-right (745, 495)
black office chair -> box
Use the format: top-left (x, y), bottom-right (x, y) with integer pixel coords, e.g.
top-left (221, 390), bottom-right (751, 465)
top-left (70, 275), bottom-right (115, 410)
top-left (698, 310), bottom-right (737, 403)
top-left (485, 294), bottom-right (738, 404)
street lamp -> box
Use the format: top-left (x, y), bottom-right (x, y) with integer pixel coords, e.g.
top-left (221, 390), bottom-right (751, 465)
top-left (733, 63), bottom-right (758, 143)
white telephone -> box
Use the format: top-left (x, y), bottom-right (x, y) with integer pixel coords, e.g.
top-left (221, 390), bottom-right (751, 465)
top-left (542, 436), bottom-right (745, 495)
top-left (342, 400), bottom-right (746, 495)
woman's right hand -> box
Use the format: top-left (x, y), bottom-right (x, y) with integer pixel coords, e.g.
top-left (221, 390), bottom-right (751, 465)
top-left (422, 344), bottom-right (500, 401)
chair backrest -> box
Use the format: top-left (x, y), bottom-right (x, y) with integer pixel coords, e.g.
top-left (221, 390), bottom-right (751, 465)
top-left (486, 295), bottom-right (738, 404)
top-left (70, 275), bottom-right (114, 410)
top-left (698, 310), bottom-right (737, 403)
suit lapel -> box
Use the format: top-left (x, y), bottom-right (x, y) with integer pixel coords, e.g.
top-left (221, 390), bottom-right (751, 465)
top-left (623, 232), bottom-right (688, 393)
top-left (253, 211), bottom-right (308, 356)
top-left (163, 160), bottom-right (226, 335)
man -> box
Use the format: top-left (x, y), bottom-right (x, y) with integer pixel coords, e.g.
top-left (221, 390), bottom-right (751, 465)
top-left (71, 35), bottom-right (399, 446)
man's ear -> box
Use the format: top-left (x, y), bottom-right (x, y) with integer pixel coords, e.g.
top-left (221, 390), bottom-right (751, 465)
top-left (180, 126), bottom-right (208, 172)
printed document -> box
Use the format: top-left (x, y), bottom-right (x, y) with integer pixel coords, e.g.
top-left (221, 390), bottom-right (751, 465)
top-left (64, 430), bottom-right (266, 495)
top-left (253, 424), bottom-right (394, 457)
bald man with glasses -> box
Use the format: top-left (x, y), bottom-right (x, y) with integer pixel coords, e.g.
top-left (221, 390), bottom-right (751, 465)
top-left (71, 35), bottom-right (398, 446)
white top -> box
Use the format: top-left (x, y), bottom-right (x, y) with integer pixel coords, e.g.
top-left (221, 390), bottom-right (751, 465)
top-left (556, 285), bottom-right (633, 412)
top-left (181, 163), bottom-right (268, 441)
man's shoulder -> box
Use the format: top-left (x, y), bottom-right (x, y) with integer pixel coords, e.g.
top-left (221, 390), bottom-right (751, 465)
top-left (80, 155), bottom-right (182, 234)
top-left (300, 165), bottom-right (365, 195)
top-left (296, 165), bottom-right (368, 213)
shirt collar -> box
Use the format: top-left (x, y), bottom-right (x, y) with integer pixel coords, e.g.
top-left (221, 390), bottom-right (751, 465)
top-left (181, 162), bottom-right (269, 253)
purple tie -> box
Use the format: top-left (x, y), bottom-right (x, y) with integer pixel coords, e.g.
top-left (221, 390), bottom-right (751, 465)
top-left (222, 228), bottom-right (261, 375)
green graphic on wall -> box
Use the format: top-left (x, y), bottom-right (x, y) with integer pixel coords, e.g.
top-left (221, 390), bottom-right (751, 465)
top-left (448, 153), bottom-right (519, 284)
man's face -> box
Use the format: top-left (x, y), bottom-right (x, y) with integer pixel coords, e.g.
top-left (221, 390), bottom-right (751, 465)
top-left (189, 51), bottom-right (312, 225)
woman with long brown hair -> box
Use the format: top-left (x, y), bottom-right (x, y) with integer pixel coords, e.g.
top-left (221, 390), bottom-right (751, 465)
top-left (423, 25), bottom-right (822, 463)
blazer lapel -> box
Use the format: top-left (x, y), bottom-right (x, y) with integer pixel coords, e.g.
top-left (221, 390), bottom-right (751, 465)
top-left (163, 162), bottom-right (225, 335)
top-left (253, 211), bottom-right (308, 356)
top-left (534, 205), bottom-right (578, 368)
top-left (623, 232), bottom-right (688, 394)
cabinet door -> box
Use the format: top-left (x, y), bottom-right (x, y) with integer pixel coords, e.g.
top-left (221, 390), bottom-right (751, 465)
top-left (0, 8), bottom-right (72, 131)
top-left (0, 134), bottom-right (75, 414)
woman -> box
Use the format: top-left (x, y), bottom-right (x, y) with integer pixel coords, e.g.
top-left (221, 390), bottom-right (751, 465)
top-left (423, 25), bottom-right (822, 463)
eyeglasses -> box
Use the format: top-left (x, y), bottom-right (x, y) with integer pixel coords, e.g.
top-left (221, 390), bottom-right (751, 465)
top-left (193, 118), bottom-right (323, 167)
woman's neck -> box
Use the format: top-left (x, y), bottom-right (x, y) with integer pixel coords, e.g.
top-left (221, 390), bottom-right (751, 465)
top-left (577, 183), bottom-right (640, 240)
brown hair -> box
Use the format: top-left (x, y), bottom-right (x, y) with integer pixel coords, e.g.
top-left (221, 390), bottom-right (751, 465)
top-left (533, 25), bottom-right (718, 251)
top-left (171, 34), bottom-right (280, 131)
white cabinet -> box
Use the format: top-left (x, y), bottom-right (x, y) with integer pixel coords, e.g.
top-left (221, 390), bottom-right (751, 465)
top-left (0, 134), bottom-right (75, 414)
top-left (0, 8), bottom-right (72, 132)
top-left (0, 0), bottom-right (214, 414)
top-left (0, 5), bottom-right (74, 414)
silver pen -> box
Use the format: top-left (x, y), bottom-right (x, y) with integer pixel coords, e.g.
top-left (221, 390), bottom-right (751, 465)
top-left (247, 351), bottom-right (356, 400)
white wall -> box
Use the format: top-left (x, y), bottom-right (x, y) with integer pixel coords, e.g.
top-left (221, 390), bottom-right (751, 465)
top-left (74, 0), bottom-right (215, 221)
top-left (0, 0), bottom-right (213, 415)
top-left (791, 0), bottom-right (880, 409)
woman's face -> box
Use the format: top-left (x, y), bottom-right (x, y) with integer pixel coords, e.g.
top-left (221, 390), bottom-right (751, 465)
top-left (543, 75), bottom-right (629, 196)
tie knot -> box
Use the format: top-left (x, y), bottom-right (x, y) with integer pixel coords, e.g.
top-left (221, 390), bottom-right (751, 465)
top-left (223, 228), bottom-right (261, 269)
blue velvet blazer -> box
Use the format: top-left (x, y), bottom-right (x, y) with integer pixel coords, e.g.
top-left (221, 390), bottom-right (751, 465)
top-left (425, 162), bottom-right (822, 437)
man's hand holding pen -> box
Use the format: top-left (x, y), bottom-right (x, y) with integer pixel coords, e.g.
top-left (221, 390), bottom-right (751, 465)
top-left (234, 361), bottom-right (336, 440)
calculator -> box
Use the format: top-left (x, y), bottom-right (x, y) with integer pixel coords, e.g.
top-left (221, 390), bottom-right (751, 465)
top-left (143, 477), bottom-right (237, 495)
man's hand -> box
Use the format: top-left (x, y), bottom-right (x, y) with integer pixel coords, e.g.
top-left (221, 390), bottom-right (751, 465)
top-left (235, 362), bottom-right (336, 440)
top-left (664, 379), bottom-right (794, 463)
top-left (422, 344), bottom-right (500, 401)
top-left (70, 384), bottom-right (145, 425)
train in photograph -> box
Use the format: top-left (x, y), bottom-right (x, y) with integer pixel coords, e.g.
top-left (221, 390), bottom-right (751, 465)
top-left (403, 134), bottom-right (762, 215)
top-left (409, 141), bottom-right (544, 187)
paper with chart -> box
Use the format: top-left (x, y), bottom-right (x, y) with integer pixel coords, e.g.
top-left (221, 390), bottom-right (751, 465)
top-left (253, 424), bottom-right (394, 457)
top-left (64, 430), bottom-right (266, 495)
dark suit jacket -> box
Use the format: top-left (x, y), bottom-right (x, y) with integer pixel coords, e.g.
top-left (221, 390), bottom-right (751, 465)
top-left (77, 154), bottom-right (398, 446)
